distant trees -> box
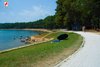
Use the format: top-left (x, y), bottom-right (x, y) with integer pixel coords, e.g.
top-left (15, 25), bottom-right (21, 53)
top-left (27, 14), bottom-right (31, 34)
top-left (44, 16), bottom-right (56, 29)
top-left (0, 16), bottom-right (55, 29)
top-left (0, 0), bottom-right (100, 30)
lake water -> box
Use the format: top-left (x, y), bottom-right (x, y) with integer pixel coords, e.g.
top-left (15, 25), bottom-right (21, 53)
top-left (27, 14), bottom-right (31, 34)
top-left (0, 30), bottom-right (40, 51)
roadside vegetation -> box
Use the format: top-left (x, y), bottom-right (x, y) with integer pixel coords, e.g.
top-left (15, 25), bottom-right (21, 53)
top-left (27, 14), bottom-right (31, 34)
top-left (0, 32), bottom-right (83, 67)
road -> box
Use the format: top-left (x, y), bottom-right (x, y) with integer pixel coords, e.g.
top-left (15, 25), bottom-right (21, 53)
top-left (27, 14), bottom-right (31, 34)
top-left (55, 32), bottom-right (100, 67)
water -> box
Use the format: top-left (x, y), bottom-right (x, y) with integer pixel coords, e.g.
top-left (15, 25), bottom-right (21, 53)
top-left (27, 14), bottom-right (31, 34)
top-left (0, 30), bottom-right (40, 51)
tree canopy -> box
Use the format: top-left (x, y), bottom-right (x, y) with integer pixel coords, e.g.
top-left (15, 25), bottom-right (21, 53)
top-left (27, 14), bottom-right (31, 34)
top-left (0, 16), bottom-right (55, 29)
top-left (55, 0), bottom-right (100, 30)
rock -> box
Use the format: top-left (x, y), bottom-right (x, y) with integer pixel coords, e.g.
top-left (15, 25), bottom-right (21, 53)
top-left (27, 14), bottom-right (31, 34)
top-left (52, 40), bottom-right (60, 42)
top-left (57, 34), bottom-right (68, 40)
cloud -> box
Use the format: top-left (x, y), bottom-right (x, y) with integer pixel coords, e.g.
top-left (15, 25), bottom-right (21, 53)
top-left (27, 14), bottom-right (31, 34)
top-left (0, 5), bottom-right (55, 22)
top-left (19, 5), bottom-right (52, 19)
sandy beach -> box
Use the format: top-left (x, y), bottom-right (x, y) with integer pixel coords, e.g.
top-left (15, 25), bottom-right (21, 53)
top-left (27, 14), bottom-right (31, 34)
top-left (0, 29), bottom-right (53, 53)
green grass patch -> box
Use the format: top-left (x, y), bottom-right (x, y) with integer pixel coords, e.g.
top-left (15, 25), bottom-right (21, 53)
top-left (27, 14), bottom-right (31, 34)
top-left (0, 32), bottom-right (83, 67)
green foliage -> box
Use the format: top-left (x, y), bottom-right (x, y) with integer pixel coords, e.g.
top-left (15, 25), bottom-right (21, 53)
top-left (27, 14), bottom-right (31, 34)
top-left (0, 16), bottom-right (55, 29)
top-left (55, 0), bottom-right (100, 30)
top-left (44, 16), bottom-right (56, 29)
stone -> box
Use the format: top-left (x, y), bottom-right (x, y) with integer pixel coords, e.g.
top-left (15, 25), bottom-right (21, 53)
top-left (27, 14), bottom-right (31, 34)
top-left (57, 34), bottom-right (68, 40)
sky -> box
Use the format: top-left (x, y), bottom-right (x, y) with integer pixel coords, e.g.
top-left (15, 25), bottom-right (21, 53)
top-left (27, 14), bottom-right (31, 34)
top-left (0, 0), bottom-right (57, 23)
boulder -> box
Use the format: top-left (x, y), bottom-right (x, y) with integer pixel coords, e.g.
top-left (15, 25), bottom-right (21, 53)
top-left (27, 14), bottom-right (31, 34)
top-left (57, 34), bottom-right (68, 40)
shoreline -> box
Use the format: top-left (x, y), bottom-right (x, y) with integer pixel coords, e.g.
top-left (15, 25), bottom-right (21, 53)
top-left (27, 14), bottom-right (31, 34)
top-left (0, 29), bottom-right (52, 53)
top-left (0, 29), bottom-right (52, 32)
top-left (0, 38), bottom-right (53, 53)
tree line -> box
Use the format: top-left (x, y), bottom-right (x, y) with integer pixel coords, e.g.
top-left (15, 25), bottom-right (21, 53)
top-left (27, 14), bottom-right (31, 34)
top-left (0, 16), bottom-right (55, 29)
top-left (55, 0), bottom-right (100, 30)
top-left (0, 0), bottom-right (100, 30)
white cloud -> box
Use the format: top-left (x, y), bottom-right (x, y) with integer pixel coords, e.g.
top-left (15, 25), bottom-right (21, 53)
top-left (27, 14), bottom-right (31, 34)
top-left (0, 5), bottom-right (55, 22)
top-left (19, 5), bottom-right (52, 18)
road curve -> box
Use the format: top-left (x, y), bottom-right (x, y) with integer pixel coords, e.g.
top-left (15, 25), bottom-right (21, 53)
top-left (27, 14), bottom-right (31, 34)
top-left (55, 32), bottom-right (100, 67)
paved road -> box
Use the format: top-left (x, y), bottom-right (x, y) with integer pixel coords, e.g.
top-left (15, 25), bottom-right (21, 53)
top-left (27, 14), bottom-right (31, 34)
top-left (55, 32), bottom-right (100, 67)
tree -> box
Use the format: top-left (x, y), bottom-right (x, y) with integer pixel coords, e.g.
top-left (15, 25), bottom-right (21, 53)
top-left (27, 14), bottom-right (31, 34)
top-left (55, 0), bottom-right (100, 30)
top-left (44, 16), bottom-right (56, 29)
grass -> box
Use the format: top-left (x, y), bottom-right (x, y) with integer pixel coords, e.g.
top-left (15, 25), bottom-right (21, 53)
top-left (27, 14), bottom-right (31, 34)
top-left (0, 32), bottom-right (83, 67)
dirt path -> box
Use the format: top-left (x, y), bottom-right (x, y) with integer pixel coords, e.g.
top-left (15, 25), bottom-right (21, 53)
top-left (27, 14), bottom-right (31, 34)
top-left (55, 32), bottom-right (100, 67)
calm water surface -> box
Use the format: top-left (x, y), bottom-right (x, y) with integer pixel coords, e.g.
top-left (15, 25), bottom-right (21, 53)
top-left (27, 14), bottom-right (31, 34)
top-left (0, 30), bottom-right (40, 51)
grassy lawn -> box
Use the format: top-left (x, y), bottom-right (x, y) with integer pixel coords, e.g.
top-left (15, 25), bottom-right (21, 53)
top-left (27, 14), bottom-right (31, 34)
top-left (0, 32), bottom-right (83, 67)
